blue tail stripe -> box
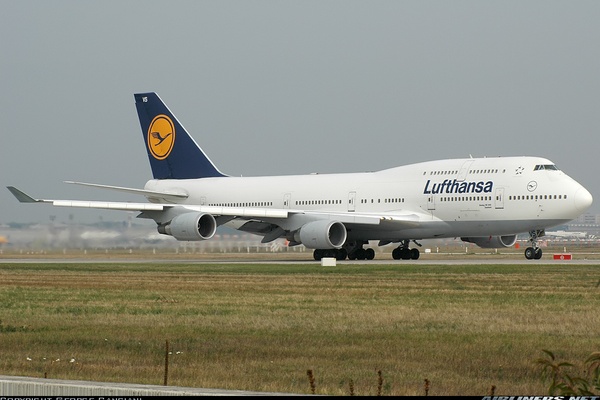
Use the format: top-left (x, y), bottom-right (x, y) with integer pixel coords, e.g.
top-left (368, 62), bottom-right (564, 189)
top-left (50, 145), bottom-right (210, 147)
top-left (134, 92), bottom-right (226, 179)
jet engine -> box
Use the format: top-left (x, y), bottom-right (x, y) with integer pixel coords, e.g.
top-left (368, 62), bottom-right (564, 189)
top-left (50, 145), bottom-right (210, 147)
top-left (292, 220), bottom-right (347, 249)
top-left (460, 235), bottom-right (518, 248)
top-left (157, 212), bottom-right (217, 241)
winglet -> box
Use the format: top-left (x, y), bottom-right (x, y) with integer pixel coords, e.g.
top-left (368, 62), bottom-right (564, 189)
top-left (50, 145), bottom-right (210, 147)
top-left (6, 186), bottom-right (44, 203)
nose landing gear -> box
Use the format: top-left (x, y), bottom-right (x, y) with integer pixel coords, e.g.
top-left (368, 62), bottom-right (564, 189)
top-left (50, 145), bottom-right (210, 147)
top-left (524, 230), bottom-right (544, 260)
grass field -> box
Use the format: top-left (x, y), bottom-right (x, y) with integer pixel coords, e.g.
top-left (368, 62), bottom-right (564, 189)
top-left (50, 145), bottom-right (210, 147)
top-left (0, 258), bottom-right (598, 395)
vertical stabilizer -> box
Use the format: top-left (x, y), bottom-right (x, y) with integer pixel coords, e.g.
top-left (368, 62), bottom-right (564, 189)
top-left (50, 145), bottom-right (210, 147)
top-left (134, 92), bottom-right (226, 179)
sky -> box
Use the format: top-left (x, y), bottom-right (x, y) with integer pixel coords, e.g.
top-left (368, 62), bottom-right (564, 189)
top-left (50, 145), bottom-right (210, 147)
top-left (2, 1), bottom-right (599, 225)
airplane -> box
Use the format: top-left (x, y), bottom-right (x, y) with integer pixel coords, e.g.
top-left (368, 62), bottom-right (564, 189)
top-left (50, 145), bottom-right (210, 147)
top-left (7, 92), bottom-right (594, 261)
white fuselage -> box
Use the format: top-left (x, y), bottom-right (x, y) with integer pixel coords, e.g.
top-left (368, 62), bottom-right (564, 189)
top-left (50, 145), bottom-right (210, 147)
top-left (143, 156), bottom-right (592, 241)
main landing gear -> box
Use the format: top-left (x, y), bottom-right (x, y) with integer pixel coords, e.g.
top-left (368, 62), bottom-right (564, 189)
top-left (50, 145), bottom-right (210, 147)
top-left (391, 240), bottom-right (421, 260)
top-left (524, 229), bottom-right (544, 260)
top-left (313, 241), bottom-right (375, 261)
top-left (313, 248), bottom-right (348, 261)
top-left (347, 242), bottom-right (375, 260)
top-left (313, 240), bottom-right (423, 261)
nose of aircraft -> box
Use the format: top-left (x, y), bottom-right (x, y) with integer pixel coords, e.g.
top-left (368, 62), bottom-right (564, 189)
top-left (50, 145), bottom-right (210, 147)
top-left (574, 186), bottom-right (593, 212)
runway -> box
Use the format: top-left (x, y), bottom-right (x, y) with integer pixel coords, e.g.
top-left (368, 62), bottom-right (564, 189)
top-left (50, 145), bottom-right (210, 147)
top-left (1, 253), bottom-right (599, 265)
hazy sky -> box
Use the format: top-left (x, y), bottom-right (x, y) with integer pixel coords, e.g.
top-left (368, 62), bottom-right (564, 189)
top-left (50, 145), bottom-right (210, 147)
top-left (2, 1), bottom-right (599, 224)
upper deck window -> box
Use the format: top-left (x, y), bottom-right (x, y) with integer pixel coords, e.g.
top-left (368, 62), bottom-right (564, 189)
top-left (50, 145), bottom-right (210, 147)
top-left (534, 164), bottom-right (559, 171)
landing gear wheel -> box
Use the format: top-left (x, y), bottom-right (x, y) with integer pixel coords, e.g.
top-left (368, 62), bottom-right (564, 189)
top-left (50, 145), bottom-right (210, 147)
top-left (358, 248), bottom-right (368, 260)
top-left (313, 249), bottom-right (324, 261)
top-left (336, 248), bottom-right (348, 260)
top-left (401, 248), bottom-right (411, 260)
top-left (525, 247), bottom-right (535, 260)
top-left (525, 247), bottom-right (542, 260)
top-left (365, 248), bottom-right (375, 260)
top-left (410, 248), bottom-right (420, 260)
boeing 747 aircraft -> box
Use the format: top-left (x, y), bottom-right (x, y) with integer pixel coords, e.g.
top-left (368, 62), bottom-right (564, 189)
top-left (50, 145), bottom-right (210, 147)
top-left (7, 92), bottom-right (593, 260)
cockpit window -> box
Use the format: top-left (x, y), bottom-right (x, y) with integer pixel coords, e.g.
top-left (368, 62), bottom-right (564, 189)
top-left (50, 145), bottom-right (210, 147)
top-left (534, 164), bottom-right (559, 171)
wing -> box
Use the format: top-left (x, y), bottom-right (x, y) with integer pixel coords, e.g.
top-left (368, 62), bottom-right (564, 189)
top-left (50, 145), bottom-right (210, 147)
top-left (7, 185), bottom-right (166, 211)
top-left (7, 186), bottom-right (426, 243)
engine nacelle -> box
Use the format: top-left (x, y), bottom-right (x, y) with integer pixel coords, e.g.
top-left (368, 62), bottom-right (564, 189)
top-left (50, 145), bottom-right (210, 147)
top-left (157, 212), bottom-right (217, 241)
top-left (293, 220), bottom-right (347, 249)
top-left (461, 235), bottom-right (518, 249)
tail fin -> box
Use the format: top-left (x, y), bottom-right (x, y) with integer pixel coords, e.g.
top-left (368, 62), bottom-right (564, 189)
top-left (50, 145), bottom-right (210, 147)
top-left (134, 92), bottom-right (226, 179)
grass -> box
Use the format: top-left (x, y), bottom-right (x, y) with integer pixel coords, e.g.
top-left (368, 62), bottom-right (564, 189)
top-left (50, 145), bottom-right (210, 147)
top-left (0, 260), bottom-right (598, 395)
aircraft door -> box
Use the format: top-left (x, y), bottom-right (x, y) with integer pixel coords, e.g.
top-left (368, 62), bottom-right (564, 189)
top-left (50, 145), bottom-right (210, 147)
top-left (427, 194), bottom-right (435, 210)
top-left (495, 188), bottom-right (504, 209)
top-left (348, 191), bottom-right (356, 212)
top-left (283, 193), bottom-right (291, 209)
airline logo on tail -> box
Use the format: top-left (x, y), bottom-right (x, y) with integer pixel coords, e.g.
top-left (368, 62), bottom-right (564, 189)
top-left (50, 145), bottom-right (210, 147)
top-left (147, 115), bottom-right (175, 160)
